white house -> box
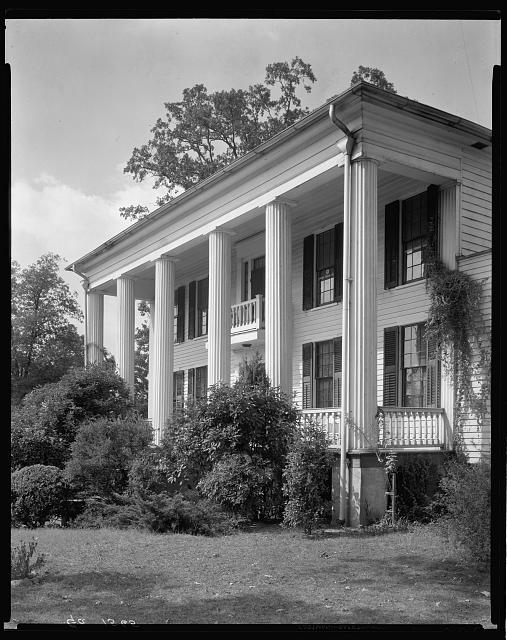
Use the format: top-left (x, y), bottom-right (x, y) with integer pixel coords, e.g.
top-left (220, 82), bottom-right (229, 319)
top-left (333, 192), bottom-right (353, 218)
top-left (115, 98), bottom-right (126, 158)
top-left (67, 82), bottom-right (492, 526)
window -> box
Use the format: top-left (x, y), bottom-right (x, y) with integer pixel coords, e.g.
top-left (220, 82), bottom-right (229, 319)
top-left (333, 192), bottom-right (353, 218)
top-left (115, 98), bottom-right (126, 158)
top-left (302, 338), bottom-right (342, 409)
top-left (241, 255), bottom-right (265, 301)
top-left (174, 286), bottom-right (185, 343)
top-left (384, 185), bottom-right (439, 289)
top-left (188, 366), bottom-right (208, 400)
top-left (383, 323), bottom-right (440, 408)
top-left (173, 370), bottom-right (184, 413)
top-left (303, 224), bottom-right (343, 310)
top-left (188, 277), bottom-right (209, 339)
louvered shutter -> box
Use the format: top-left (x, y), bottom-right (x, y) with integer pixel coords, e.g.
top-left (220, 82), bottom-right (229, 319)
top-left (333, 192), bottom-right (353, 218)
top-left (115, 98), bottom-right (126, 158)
top-left (333, 337), bottom-right (342, 407)
top-left (334, 223), bottom-right (343, 302)
top-left (187, 368), bottom-right (195, 400)
top-left (176, 285), bottom-right (185, 343)
top-left (303, 235), bottom-right (314, 310)
top-left (173, 370), bottom-right (184, 413)
top-left (302, 342), bottom-right (313, 409)
top-left (426, 184), bottom-right (439, 262)
top-left (384, 200), bottom-right (400, 289)
top-left (425, 334), bottom-right (440, 408)
top-left (188, 281), bottom-right (196, 339)
top-left (383, 327), bottom-right (399, 406)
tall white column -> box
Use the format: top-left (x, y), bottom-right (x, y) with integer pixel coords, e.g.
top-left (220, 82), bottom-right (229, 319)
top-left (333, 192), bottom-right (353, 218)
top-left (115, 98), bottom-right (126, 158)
top-left (151, 258), bottom-right (175, 445)
top-left (116, 276), bottom-right (135, 394)
top-left (265, 198), bottom-right (294, 395)
top-left (147, 299), bottom-right (155, 421)
top-left (86, 292), bottom-right (104, 365)
top-left (208, 230), bottom-right (232, 386)
top-left (349, 158), bottom-right (378, 449)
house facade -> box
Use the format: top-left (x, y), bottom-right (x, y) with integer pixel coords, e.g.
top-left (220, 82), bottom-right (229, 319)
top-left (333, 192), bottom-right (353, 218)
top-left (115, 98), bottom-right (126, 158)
top-left (67, 82), bottom-right (492, 526)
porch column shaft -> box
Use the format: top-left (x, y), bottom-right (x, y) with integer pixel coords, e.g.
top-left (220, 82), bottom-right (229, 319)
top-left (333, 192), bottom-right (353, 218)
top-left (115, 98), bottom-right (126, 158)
top-left (349, 158), bottom-right (378, 448)
top-left (265, 199), bottom-right (293, 394)
top-left (86, 292), bottom-right (104, 365)
top-left (152, 258), bottom-right (175, 445)
top-left (208, 230), bottom-right (232, 386)
top-left (117, 276), bottom-right (135, 394)
top-left (147, 300), bottom-right (155, 421)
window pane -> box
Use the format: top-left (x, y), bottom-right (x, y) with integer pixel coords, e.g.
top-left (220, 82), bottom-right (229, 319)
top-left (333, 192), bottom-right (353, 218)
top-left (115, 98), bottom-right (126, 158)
top-left (402, 323), bottom-right (427, 406)
top-left (316, 378), bottom-right (333, 408)
top-left (403, 238), bottom-right (426, 283)
top-left (317, 267), bottom-right (334, 305)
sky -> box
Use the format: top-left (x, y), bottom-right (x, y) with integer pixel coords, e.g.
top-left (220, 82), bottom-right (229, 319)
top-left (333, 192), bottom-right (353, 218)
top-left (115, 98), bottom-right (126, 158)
top-left (7, 16), bottom-right (500, 355)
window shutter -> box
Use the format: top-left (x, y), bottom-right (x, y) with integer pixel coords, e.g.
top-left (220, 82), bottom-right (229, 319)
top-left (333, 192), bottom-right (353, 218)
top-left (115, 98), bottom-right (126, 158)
top-left (427, 184), bottom-right (439, 261)
top-left (303, 234), bottom-right (314, 310)
top-left (333, 337), bottom-right (342, 407)
top-left (425, 334), bottom-right (440, 408)
top-left (188, 368), bottom-right (195, 399)
top-left (188, 280), bottom-right (196, 339)
top-left (384, 200), bottom-right (400, 289)
top-left (173, 370), bottom-right (184, 413)
top-left (176, 285), bottom-right (185, 343)
top-left (334, 223), bottom-right (343, 302)
top-left (383, 327), bottom-right (399, 406)
top-left (302, 342), bottom-right (313, 409)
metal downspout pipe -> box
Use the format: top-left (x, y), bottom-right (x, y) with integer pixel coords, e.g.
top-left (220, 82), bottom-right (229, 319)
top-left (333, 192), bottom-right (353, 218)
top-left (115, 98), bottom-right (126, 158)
top-left (329, 105), bottom-right (355, 525)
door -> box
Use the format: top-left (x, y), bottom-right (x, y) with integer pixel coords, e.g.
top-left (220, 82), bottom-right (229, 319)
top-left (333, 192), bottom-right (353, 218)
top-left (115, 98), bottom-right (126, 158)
top-left (250, 256), bottom-right (265, 298)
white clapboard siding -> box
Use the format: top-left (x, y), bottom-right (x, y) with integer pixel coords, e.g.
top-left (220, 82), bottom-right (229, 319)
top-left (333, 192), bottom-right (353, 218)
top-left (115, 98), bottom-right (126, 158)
top-left (460, 148), bottom-right (492, 255)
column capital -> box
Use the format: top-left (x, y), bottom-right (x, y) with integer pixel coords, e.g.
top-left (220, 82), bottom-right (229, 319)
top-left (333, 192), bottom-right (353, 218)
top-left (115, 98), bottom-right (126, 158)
top-left (266, 197), bottom-right (298, 209)
top-left (155, 254), bottom-right (179, 264)
top-left (350, 155), bottom-right (381, 168)
top-left (115, 273), bottom-right (136, 283)
top-left (209, 227), bottom-right (236, 237)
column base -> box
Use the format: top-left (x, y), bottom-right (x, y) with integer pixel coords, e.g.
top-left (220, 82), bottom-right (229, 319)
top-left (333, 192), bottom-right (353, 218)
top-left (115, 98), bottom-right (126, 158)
top-left (331, 452), bottom-right (387, 528)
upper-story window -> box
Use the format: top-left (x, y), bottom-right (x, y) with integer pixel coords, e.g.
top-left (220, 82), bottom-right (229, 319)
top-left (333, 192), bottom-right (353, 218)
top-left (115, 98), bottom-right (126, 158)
top-left (188, 277), bottom-right (209, 339)
top-left (174, 286), bottom-right (185, 344)
top-left (303, 223), bottom-right (343, 310)
top-left (241, 255), bottom-right (265, 301)
top-left (384, 185), bottom-right (439, 289)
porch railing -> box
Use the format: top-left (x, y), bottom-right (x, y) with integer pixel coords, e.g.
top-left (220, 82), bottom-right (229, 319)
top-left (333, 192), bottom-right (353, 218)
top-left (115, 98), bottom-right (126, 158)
top-left (231, 294), bottom-right (264, 333)
top-left (379, 407), bottom-right (445, 448)
top-left (302, 408), bottom-right (341, 448)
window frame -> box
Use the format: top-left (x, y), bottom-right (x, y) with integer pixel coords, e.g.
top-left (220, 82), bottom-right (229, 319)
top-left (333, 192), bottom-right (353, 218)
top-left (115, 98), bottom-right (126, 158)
top-left (303, 223), bottom-right (343, 310)
top-left (302, 337), bottom-right (342, 409)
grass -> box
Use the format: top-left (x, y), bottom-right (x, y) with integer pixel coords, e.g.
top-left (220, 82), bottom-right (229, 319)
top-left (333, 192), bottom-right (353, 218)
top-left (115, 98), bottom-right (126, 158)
top-left (9, 523), bottom-right (492, 627)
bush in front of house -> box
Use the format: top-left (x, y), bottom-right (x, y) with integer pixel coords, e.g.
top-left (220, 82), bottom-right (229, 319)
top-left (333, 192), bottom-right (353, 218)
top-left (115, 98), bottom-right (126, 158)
top-left (11, 464), bottom-right (71, 528)
top-left (432, 457), bottom-right (491, 566)
top-left (64, 412), bottom-right (153, 499)
top-left (11, 363), bottom-right (132, 471)
top-left (282, 422), bottom-right (333, 534)
top-left (394, 454), bottom-right (444, 522)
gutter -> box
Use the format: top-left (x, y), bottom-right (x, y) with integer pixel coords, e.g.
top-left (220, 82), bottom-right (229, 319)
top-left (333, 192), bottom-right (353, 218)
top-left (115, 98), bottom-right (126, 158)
top-left (70, 265), bottom-right (89, 367)
top-left (329, 104), bottom-right (355, 526)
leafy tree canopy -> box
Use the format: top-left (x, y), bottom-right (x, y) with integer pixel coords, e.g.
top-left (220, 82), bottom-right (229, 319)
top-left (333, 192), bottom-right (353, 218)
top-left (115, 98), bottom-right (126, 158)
top-left (120, 57), bottom-right (316, 221)
top-left (350, 66), bottom-right (397, 93)
top-left (11, 253), bottom-right (84, 403)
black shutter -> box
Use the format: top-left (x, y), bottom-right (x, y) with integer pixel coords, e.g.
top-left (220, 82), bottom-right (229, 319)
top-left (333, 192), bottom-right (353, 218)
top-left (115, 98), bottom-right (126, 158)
top-left (333, 337), bottom-right (342, 407)
top-left (427, 184), bottom-right (439, 261)
top-left (303, 234), bottom-right (314, 310)
top-left (176, 285), bottom-right (185, 343)
top-left (188, 368), bottom-right (195, 400)
top-left (425, 333), bottom-right (440, 408)
top-left (302, 342), bottom-right (313, 409)
top-left (383, 327), bottom-right (399, 406)
top-left (334, 223), bottom-right (343, 302)
top-left (188, 281), bottom-right (196, 339)
top-left (173, 370), bottom-right (184, 413)
top-left (384, 200), bottom-right (400, 289)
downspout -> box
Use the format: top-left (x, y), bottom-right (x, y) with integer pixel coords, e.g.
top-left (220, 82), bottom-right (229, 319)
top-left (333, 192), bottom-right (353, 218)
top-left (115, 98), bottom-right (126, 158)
top-left (70, 265), bottom-right (89, 367)
top-left (329, 105), bottom-right (355, 525)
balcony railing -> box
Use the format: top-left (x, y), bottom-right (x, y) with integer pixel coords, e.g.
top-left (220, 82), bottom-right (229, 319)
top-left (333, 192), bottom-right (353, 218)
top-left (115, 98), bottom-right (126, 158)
top-left (302, 407), bottom-right (447, 451)
top-left (231, 294), bottom-right (264, 334)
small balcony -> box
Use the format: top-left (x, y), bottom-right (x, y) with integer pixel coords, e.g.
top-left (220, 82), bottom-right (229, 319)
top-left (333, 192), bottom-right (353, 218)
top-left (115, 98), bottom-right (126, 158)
top-left (230, 294), bottom-right (265, 345)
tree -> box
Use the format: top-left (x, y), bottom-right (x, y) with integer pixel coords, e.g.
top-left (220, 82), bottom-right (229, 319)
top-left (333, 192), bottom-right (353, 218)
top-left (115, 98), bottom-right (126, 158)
top-left (134, 300), bottom-right (150, 415)
top-left (11, 253), bottom-right (84, 404)
top-left (120, 57), bottom-right (316, 220)
top-left (350, 66), bottom-right (397, 93)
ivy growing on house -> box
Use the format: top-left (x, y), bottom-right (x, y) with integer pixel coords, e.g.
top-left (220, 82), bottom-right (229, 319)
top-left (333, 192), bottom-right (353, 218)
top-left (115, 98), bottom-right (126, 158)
top-left (424, 258), bottom-right (491, 446)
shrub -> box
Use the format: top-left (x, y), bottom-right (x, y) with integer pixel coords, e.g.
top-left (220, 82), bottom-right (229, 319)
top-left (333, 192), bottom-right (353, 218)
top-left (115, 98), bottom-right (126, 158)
top-left (11, 537), bottom-right (46, 579)
top-left (198, 453), bottom-right (277, 519)
top-left (433, 458), bottom-right (490, 566)
top-left (11, 465), bottom-right (70, 527)
top-left (394, 454), bottom-right (444, 522)
top-left (11, 363), bottom-right (132, 470)
top-left (64, 413), bottom-right (153, 498)
top-left (72, 493), bottom-right (241, 536)
top-left (282, 422), bottom-right (333, 534)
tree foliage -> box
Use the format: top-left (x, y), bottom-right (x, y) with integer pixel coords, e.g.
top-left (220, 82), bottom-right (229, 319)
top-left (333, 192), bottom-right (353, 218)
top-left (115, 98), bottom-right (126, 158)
top-left (11, 253), bottom-right (84, 404)
top-left (120, 57), bottom-right (316, 220)
top-left (133, 300), bottom-right (150, 415)
top-left (350, 66), bottom-right (397, 93)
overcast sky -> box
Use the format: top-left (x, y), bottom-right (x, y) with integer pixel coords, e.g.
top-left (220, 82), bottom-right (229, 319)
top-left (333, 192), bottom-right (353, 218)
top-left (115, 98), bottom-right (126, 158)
top-left (7, 16), bottom-right (500, 354)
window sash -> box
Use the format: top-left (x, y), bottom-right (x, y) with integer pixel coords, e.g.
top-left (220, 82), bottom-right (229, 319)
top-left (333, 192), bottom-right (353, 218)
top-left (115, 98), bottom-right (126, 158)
top-left (197, 278), bottom-right (209, 337)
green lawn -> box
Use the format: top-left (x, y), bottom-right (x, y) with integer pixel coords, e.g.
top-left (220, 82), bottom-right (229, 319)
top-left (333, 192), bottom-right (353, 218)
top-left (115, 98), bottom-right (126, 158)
top-left (9, 523), bottom-right (492, 627)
